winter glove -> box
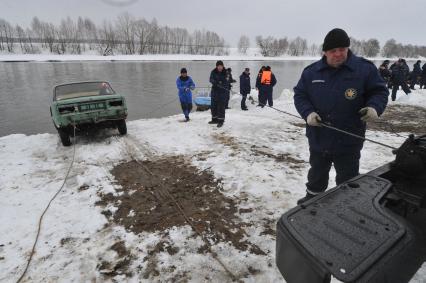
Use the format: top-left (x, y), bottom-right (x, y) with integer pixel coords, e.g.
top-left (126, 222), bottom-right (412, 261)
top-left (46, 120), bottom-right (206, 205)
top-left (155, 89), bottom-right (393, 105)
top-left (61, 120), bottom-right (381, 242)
top-left (359, 107), bottom-right (378, 122)
top-left (307, 112), bottom-right (322, 127)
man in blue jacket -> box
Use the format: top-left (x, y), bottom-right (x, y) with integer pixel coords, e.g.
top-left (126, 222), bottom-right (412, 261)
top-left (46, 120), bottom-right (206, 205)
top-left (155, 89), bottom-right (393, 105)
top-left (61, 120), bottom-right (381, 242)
top-left (239, 68), bottom-right (251, 110)
top-left (293, 28), bottom-right (389, 204)
top-left (176, 68), bottom-right (195, 122)
top-left (209, 60), bottom-right (230, 128)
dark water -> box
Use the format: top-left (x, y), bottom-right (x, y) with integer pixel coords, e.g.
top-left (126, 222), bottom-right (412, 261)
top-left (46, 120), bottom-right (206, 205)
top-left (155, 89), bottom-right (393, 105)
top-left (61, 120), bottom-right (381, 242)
top-left (3, 59), bottom-right (392, 136)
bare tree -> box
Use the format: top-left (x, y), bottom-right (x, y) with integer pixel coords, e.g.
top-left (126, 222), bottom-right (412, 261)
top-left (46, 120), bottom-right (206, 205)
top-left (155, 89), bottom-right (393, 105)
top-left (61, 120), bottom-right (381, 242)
top-left (308, 43), bottom-right (321, 56)
top-left (238, 35), bottom-right (250, 54)
top-left (288, 37), bottom-right (307, 56)
top-left (362, 38), bottom-right (380, 57)
top-left (382, 39), bottom-right (398, 57)
top-left (116, 12), bottom-right (136, 54)
top-left (256, 36), bottom-right (275, 57)
top-left (0, 19), bottom-right (15, 52)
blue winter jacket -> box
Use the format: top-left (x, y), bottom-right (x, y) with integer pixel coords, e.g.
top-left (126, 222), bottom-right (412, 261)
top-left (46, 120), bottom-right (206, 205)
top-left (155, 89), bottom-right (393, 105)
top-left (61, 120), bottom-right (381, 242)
top-left (176, 76), bottom-right (195, 104)
top-left (294, 50), bottom-right (389, 153)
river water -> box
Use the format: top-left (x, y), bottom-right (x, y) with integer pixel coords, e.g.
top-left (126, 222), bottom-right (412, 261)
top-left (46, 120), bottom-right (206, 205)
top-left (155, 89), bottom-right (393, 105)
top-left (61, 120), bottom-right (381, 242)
top-left (0, 59), bottom-right (389, 136)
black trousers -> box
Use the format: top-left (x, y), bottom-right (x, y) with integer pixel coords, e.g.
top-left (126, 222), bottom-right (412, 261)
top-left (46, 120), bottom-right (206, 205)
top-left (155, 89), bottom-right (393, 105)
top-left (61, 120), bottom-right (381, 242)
top-left (306, 150), bottom-right (360, 195)
top-left (211, 92), bottom-right (226, 121)
top-left (241, 94), bottom-right (248, 109)
top-left (258, 90), bottom-right (266, 106)
top-left (391, 82), bottom-right (411, 101)
top-left (265, 91), bottom-right (273, 107)
top-left (225, 91), bottom-right (230, 108)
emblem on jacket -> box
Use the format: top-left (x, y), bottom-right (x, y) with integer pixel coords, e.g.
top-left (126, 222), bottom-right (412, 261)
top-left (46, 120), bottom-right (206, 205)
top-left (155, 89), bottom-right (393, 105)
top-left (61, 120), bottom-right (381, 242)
top-left (344, 88), bottom-right (357, 100)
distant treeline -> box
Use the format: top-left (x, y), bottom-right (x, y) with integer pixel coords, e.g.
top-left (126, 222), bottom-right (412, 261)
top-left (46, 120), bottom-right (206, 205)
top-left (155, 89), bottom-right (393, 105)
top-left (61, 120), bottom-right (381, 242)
top-left (0, 13), bottom-right (228, 55)
top-left (239, 35), bottom-right (426, 58)
top-left (1, 14), bottom-right (425, 58)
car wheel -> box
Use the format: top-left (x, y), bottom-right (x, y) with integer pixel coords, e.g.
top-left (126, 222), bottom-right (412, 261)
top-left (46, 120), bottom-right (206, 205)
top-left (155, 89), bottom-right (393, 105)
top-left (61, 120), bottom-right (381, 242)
top-left (58, 128), bottom-right (71, 146)
top-left (117, 119), bottom-right (127, 135)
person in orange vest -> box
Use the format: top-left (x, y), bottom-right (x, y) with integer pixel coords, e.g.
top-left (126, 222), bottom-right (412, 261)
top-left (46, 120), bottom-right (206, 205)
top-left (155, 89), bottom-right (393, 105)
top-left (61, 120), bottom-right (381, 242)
top-left (255, 66), bottom-right (266, 106)
top-left (259, 66), bottom-right (277, 107)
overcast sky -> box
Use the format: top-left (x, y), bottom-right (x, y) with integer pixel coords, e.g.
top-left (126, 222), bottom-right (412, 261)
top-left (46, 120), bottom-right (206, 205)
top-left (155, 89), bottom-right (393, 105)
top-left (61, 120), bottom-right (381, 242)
top-left (2, 0), bottom-right (425, 47)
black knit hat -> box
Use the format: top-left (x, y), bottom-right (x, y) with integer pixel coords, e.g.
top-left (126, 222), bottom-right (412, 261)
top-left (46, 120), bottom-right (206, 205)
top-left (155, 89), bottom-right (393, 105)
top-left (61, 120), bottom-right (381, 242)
top-left (322, 28), bottom-right (350, 51)
top-left (216, 60), bottom-right (224, 67)
top-left (180, 68), bottom-right (187, 74)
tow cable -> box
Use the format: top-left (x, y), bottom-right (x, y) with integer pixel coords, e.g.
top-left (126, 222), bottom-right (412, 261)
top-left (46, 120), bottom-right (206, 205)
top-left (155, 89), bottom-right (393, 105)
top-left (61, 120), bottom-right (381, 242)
top-left (208, 84), bottom-right (397, 151)
top-left (16, 121), bottom-right (77, 283)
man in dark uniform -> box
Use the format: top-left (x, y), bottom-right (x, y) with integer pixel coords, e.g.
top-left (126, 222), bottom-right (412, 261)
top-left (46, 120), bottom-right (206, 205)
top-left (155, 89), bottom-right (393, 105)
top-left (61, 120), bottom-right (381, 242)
top-left (379, 60), bottom-right (391, 88)
top-left (209, 60), bottom-right (230, 128)
top-left (255, 66), bottom-right (266, 107)
top-left (421, 62), bottom-right (426, 89)
top-left (239, 68), bottom-right (251, 110)
top-left (294, 28), bottom-right (389, 204)
top-left (410, 60), bottom-right (422, 90)
top-left (390, 59), bottom-right (411, 101)
top-left (225, 67), bottom-right (237, 109)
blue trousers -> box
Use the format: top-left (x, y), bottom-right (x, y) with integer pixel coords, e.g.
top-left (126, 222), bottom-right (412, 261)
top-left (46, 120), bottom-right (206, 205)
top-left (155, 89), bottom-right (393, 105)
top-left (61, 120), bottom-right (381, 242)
top-left (180, 101), bottom-right (192, 119)
top-left (306, 150), bottom-right (360, 195)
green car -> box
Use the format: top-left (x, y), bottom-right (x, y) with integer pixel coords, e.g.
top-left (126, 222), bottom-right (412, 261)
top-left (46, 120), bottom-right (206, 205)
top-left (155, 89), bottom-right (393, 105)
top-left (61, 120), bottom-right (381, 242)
top-left (50, 81), bottom-right (128, 146)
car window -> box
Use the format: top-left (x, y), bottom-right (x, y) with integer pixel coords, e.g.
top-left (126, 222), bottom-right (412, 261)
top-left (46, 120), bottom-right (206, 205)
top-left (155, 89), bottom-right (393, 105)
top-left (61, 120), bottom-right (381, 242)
top-left (55, 82), bottom-right (115, 101)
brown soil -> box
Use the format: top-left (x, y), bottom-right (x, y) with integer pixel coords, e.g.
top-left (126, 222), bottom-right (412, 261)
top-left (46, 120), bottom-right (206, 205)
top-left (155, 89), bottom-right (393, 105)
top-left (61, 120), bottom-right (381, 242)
top-left (96, 156), bottom-right (267, 278)
top-left (292, 105), bottom-right (426, 135)
top-left (250, 145), bottom-right (306, 169)
top-left (368, 104), bottom-right (426, 135)
top-left (96, 240), bottom-right (133, 278)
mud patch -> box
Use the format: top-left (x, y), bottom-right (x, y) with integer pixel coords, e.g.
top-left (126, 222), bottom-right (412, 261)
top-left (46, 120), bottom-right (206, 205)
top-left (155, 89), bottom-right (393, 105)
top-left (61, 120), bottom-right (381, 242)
top-left (368, 104), bottom-right (426, 135)
top-left (212, 133), bottom-right (240, 150)
top-left (97, 240), bottom-right (133, 278)
top-left (96, 156), bottom-right (265, 277)
top-left (291, 105), bottom-right (426, 135)
top-left (251, 145), bottom-right (306, 169)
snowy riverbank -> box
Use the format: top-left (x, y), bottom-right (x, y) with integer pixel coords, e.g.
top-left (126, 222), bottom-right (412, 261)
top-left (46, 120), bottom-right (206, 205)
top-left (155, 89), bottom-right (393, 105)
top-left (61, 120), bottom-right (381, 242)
top-left (0, 89), bottom-right (425, 282)
top-left (0, 48), bottom-right (423, 62)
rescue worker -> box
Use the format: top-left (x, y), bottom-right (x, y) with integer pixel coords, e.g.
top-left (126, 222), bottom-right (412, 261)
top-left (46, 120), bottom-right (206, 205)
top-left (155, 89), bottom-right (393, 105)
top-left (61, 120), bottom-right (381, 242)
top-left (410, 60), bottom-right (422, 90)
top-left (293, 28), bottom-right (389, 204)
top-left (379, 60), bottom-right (391, 88)
top-left (209, 61), bottom-right (230, 128)
top-left (255, 66), bottom-right (266, 106)
top-left (239, 68), bottom-right (251, 110)
top-left (390, 59), bottom-right (411, 101)
top-left (260, 66), bottom-right (277, 107)
top-left (176, 68), bottom-right (195, 122)
top-left (225, 68), bottom-right (237, 109)
top-left (421, 62), bottom-right (426, 89)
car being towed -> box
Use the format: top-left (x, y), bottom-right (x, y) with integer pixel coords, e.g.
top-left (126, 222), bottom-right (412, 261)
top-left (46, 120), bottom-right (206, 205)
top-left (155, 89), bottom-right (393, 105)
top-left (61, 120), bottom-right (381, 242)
top-left (50, 81), bottom-right (128, 146)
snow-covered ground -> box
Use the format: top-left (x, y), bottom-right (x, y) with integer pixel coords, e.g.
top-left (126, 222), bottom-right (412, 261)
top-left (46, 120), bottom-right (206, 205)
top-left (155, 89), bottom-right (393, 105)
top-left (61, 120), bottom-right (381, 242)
top-left (0, 88), bottom-right (425, 282)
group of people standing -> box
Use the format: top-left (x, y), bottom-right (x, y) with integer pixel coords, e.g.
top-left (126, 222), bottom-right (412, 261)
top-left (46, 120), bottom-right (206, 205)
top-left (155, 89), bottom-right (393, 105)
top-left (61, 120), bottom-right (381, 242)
top-left (176, 28), bottom-right (391, 207)
top-left (175, 61), bottom-right (277, 127)
top-left (379, 58), bottom-right (426, 101)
